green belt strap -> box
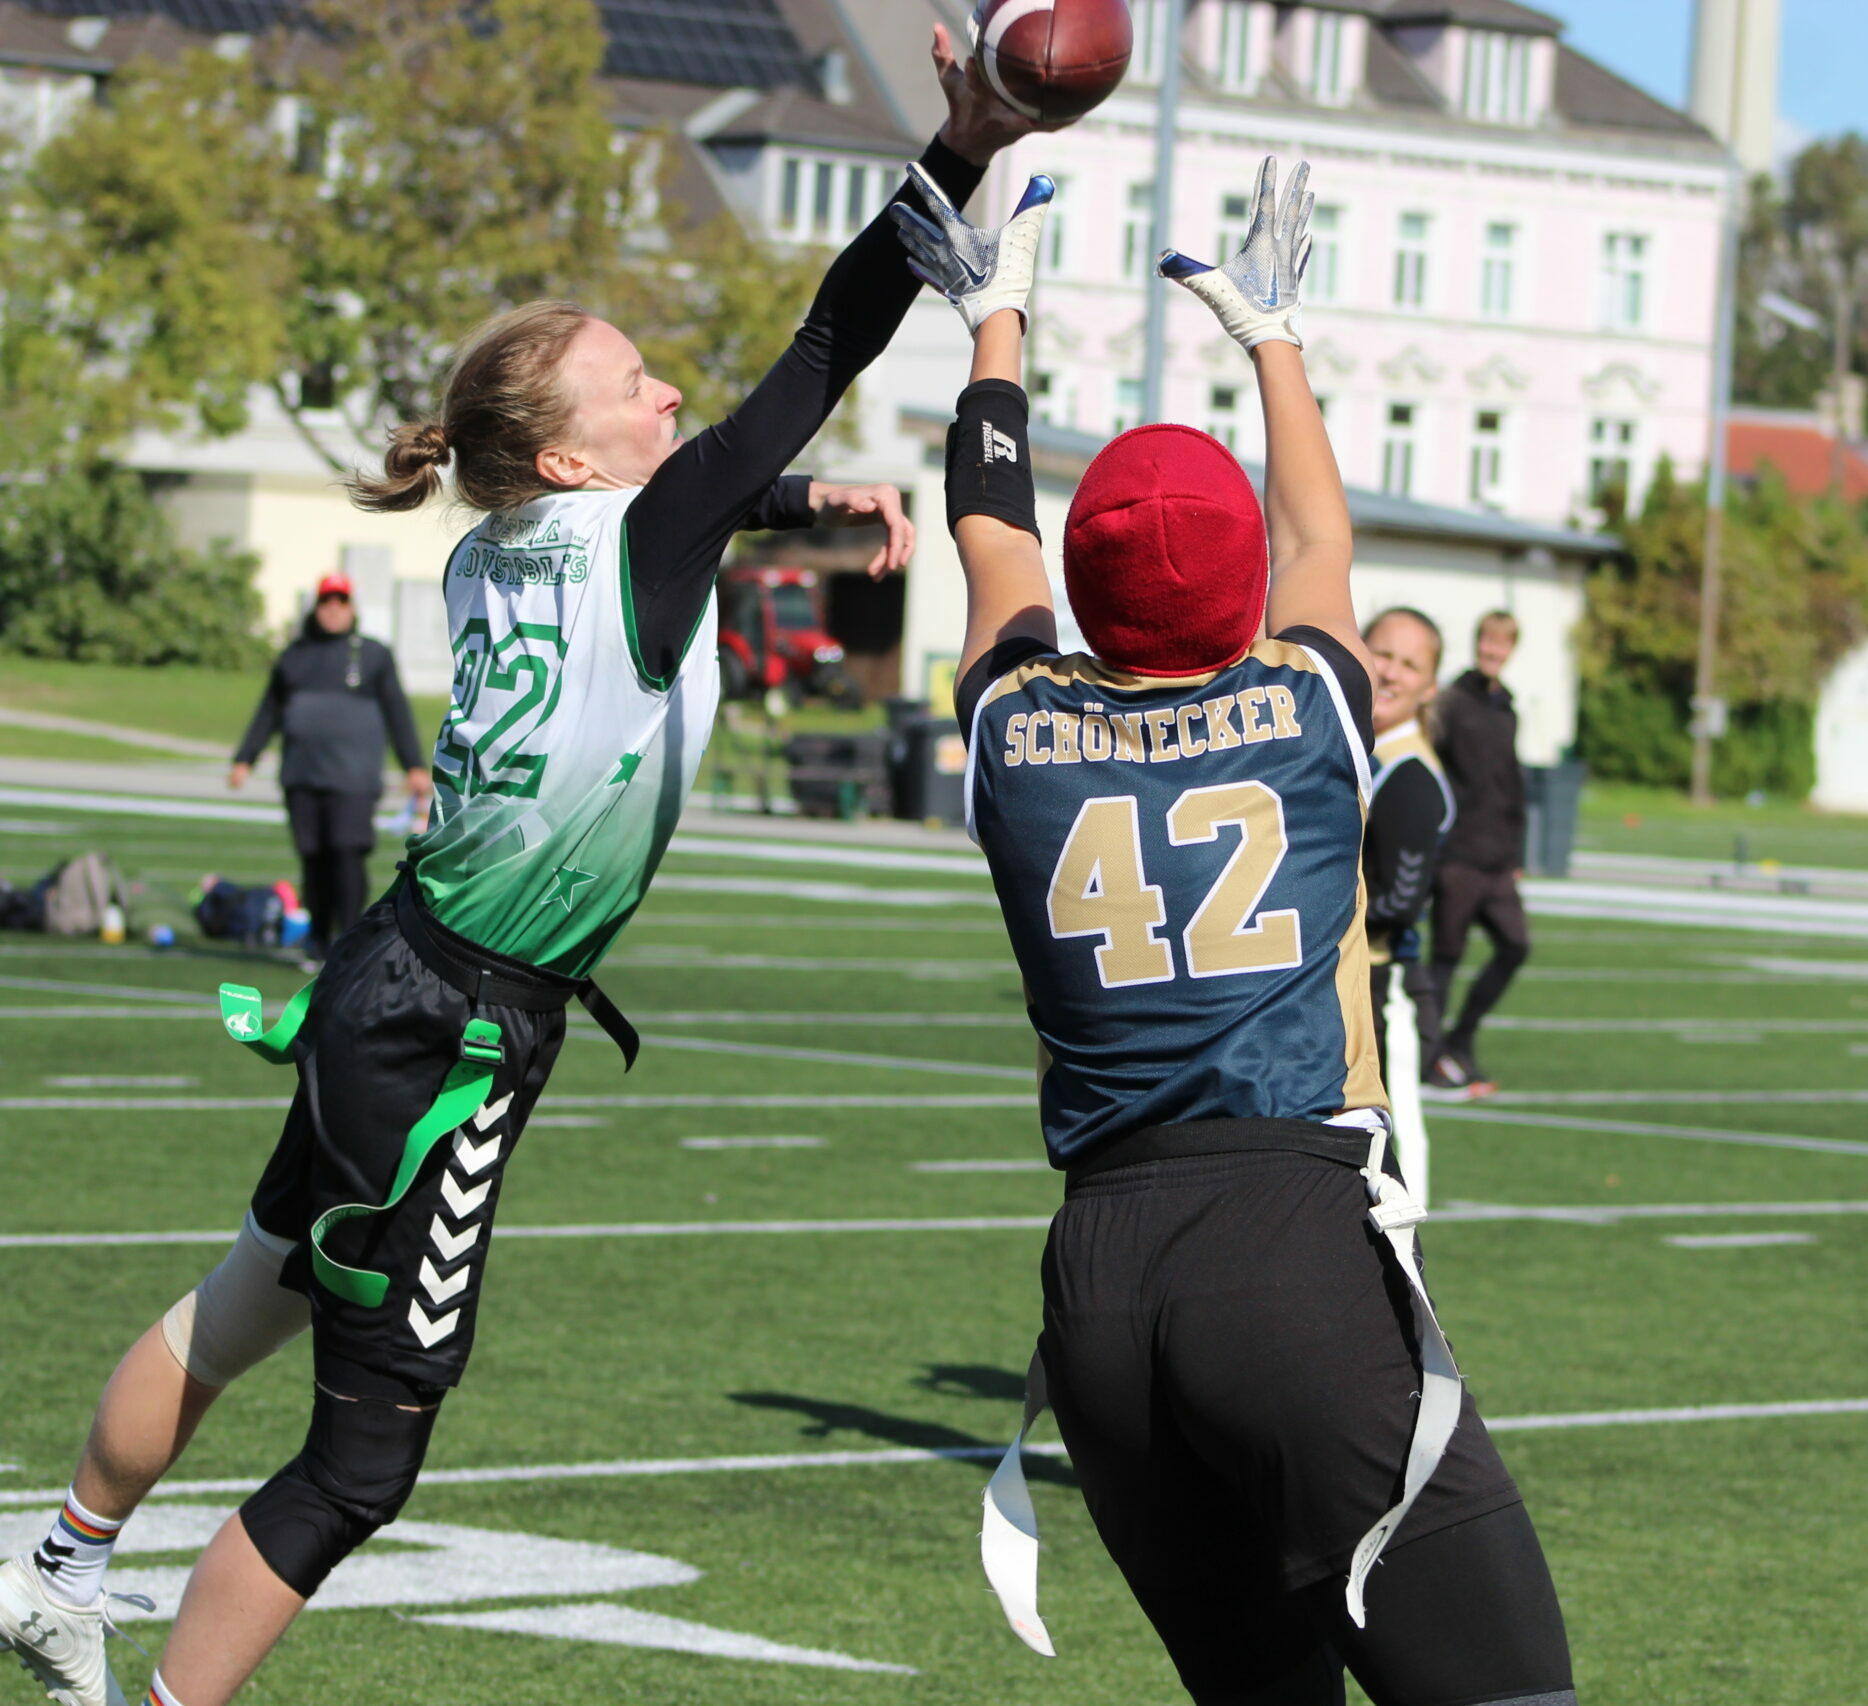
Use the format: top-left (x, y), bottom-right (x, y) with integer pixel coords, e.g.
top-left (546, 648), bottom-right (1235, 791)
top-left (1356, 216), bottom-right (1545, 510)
top-left (219, 980), bottom-right (315, 1065)
top-left (219, 983), bottom-right (505, 1309)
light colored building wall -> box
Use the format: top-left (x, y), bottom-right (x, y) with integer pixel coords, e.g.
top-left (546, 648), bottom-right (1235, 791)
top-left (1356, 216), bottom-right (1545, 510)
top-left (899, 417), bottom-right (1590, 766)
top-left (947, 92), bottom-right (1727, 528)
top-left (1813, 641), bottom-right (1868, 813)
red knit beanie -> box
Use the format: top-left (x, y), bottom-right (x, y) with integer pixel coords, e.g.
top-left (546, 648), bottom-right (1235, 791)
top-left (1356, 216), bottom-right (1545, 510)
top-left (1062, 424), bottom-right (1268, 676)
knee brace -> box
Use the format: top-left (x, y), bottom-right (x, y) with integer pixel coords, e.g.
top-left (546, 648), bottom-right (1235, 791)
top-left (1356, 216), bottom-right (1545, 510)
top-left (162, 1213), bottom-right (311, 1388)
top-left (240, 1373), bottom-right (442, 1598)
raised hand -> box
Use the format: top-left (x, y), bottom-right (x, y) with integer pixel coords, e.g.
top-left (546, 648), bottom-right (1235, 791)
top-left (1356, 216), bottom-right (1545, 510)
top-left (1158, 157), bottom-right (1314, 351)
top-left (891, 164), bottom-right (1054, 334)
top-left (932, 23), bottom-right (1066, 164)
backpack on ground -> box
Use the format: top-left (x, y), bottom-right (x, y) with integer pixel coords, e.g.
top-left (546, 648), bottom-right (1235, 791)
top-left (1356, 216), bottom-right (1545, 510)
top-left (37, 854), bottom-right (127, 936)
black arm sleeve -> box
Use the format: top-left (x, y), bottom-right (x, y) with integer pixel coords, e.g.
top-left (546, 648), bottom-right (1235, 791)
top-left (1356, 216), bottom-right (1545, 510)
top-left (946, 378), bottom-right (1039, 539)
top-left (955, 636), bottom-right (1053, 739)
top-left (232, 662), bottom-right (286, 765)
top-left (1274, 625), bottom-right (1374, 751)
top-left (622, 137), bottom-right (987, 685)
top-left (742, 474), bottom-right (816, 533)
top-left (374, 647), bottom-right (426, 771)
top-left (1364, 760), bottom-right (1447, 930)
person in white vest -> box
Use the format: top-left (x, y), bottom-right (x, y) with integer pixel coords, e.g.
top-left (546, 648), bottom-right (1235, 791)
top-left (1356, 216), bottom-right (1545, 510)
top-left (1362, 608), bottom-right (1459, 1200)
top-left (0, 30), bottom-right (1056, 1706)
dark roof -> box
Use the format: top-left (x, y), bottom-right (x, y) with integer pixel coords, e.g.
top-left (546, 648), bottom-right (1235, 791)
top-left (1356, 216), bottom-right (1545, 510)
top-left (901, 408), bottom-right (1617, 558)
top-left (1378, 0), bottom-right (1562, 32)
top-left (1363, 25), bottom-right (1442, 109)
top-left (21, 0), bottom-right (293, 27)
top-left (593, 0), bottom-right (815, 90)
top-left (1553, 43), bottom-right (1713, 138)
top-left (12, 0), bottom-right (823, 90)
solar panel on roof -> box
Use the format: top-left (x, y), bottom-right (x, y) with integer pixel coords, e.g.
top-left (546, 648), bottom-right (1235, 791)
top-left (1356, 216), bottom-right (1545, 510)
top-left (17, 0), bottom-right (819, 89)
top-left (594, 0), bottom-right (815, 90)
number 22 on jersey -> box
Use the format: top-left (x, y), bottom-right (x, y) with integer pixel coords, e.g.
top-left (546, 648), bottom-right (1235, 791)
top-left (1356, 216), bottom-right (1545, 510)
top-left (1046, 784), bottom-right (1303, 988)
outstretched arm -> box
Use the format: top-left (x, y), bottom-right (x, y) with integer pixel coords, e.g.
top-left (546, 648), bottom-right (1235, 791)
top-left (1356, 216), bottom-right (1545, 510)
top-left (892, 166), bottom-right (1059, 690)
top-left (1159, 157), bottom-right (1369, 678)
top-left (623, 28), bottom-right (1047, 685)
top-left (952, 313), bottom-right (1056, 681)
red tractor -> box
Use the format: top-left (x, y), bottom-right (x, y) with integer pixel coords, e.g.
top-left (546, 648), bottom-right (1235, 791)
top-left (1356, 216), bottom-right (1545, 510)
top-left (716, 565), bottom-right (863, 708)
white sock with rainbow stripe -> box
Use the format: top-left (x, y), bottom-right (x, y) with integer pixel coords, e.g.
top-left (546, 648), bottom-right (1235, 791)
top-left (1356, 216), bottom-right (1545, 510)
top-left (31, 1487), bottom-right (122, 1608)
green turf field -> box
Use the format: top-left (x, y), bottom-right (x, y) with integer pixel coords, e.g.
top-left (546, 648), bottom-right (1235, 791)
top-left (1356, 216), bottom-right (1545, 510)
top-left (1, 793), bottom-right (1864, 1706)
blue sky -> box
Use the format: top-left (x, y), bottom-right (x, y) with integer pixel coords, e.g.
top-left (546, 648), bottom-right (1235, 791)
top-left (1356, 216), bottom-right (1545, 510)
top-left (1543, 0), bottom-right (1866, 145)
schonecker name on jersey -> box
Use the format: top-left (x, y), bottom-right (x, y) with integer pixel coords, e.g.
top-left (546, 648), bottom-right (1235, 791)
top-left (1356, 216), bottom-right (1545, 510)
top-left (1002, 689), bottom-right (1304, 768)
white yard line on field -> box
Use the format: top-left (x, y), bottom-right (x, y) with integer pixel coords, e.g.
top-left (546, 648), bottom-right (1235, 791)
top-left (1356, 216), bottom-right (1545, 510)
top-left (650, 875), bottom-right (997, 909)
top-left (666, 834), bottom-right (984, 878)
top-left (1665, 1232), bottom-right (1815, 1248)
top-left (0, 1093), bottom-right (1035, 1114)
top-left (11, 1199), bottom-right (1868, 1252)
top-left (43, 1075), bottom-right (196, 1088)
top-left (1484, 1089), bottom-right (1868, 1106)
top-left (623, 1033), bottom-right (1031, 1081)
top-left (0, 975), bottom-right (217, 1005)
top-left (0, 1008), bottom-right (205, 1020)
top-left (617, 948), bottom-right (1013, 978)
top-left (635, 913), bottom-right (1007, 933)
top-left (1430, 1106), bottom-right (1868, 1156)
top-left (911, 1160), bottom-right (1052, 1173)
top-left (1, 1397), bottom-right (1863, 1507)
top-left (679, 1137), bottom-right (827, 1150)
top-left (1485, 1017), bottom-right (1868, 1033)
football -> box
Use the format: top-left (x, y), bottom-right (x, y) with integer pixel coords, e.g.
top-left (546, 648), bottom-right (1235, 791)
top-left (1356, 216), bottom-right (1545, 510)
top-left (970, 0), bottom-right (1133, 125)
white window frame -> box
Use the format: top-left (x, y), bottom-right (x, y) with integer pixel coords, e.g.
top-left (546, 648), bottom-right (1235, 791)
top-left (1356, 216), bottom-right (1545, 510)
top-left (1217, 190), bottom-right (1252, 264)
top-left (1470, 408), bottom-right (1507, 509)
top-left (1131, 0), bottom-right (1172, 85)
top-left (1393, 211), bottom-right (1429, 310)
top-left (1039, 174), bottom-right (1071, 277)
top-left (1214, 0), bottom-right (1257, 92)
top-left (1480, 221), bottom-right (1516, 320)
top-left (1309, 204), bottom-right (1343, 304)
top-left (1123, 182), bottom-right (1157, 281)
top-left (1381, 402), bottom-right (1419, 498)
top-left (1310, 10), bottom-right (1346, 103)
top-left (771, 151), bottom-right (889, 244)
top-left (1207, 383), bottom-right (1243, 450)
top-left (1599, 231), bottom-right (1650, 331)
top-left (1588, 415), bottom-right (1638, 507)
top-left (1462, 30), bottom-right (1530, 124)
top-left (1114, 377), bottom-right (1146, 435)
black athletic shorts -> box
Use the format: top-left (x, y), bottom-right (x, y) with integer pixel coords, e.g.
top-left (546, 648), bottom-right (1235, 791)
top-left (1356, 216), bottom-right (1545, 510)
top-left (250, 894), bottom-right (570, 1387)
top-left (1040, 1140), bottom-right (1522, 1679)
top-left (284, 786), bottom-right (378, 856)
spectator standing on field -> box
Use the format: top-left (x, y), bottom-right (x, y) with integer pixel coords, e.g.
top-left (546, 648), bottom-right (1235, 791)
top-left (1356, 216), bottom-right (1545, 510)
top-left (1427, 609), bottom-right (1527, 1094)
top-left (230, 572), bottom-right (430, 964)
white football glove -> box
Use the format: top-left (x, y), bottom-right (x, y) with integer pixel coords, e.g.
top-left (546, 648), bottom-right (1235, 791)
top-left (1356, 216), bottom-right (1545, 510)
top-left (1158, 156), bottom-right (1314, 351)
top-left (890, 163), bottom-right (1055, 334)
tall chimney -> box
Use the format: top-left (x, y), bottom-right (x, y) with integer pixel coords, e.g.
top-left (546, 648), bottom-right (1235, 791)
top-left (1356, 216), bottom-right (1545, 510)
top-left (1689, 0), bottom-right (1780, 175)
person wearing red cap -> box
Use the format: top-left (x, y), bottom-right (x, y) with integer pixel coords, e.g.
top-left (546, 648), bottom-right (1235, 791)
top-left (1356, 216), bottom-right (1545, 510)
top-left (895, 160), bottom-right (1573, 1705)
top-left (230, 573), bottom-right (431, 967)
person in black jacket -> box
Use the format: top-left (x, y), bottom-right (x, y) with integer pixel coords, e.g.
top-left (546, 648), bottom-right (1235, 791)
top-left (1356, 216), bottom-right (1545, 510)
top-left (1427, 609), bottom-right (1528, 1092)
top-left (230, 573), bottom-right (430, 962)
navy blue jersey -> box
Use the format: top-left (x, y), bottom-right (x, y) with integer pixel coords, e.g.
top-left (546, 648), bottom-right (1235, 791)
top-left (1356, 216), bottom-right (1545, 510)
top-left (966, 632), bottom-right (1385, 1164)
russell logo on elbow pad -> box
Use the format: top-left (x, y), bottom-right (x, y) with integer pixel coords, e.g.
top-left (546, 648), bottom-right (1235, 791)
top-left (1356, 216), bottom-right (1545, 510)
top-left (982, 423), bottom-right (1020, 465)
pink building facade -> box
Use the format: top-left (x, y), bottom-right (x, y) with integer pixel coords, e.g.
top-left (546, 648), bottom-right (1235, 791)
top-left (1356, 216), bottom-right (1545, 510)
top-left (960, 0), bottom-right (1733, 528)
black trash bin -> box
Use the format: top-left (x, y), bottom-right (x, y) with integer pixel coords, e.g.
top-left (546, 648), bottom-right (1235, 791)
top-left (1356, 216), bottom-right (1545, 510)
top-left (783, 732), bottom-right (889, 820)
top-left (890, 714), bottom-right (969, 827)
top-left (1521, 760), bottom-right (1586, 877)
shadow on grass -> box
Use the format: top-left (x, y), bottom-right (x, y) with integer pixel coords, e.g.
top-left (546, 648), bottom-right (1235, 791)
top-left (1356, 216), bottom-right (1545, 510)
top-left (730, 1364), bottom-right (1074, 1487)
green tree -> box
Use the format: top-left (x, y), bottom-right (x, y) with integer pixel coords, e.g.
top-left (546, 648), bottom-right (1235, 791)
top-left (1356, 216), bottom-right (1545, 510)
top-left (1734, 134), bottom-right (1868, 423)
top-left (1, 0), bottom-right (829, 473)
top-left (1577, 457), bottom-right (1868, 796)
top-left (0, 469), bottom-right (266, 668)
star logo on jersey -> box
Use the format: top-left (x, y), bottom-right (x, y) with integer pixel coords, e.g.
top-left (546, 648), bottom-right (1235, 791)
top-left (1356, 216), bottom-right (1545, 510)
top-left (541, 865), bottom-right (596, 912)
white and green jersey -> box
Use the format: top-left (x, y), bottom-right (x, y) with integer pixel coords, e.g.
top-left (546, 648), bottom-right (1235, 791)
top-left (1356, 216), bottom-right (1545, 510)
top-left (407, 487), bottom-right (717, 977)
